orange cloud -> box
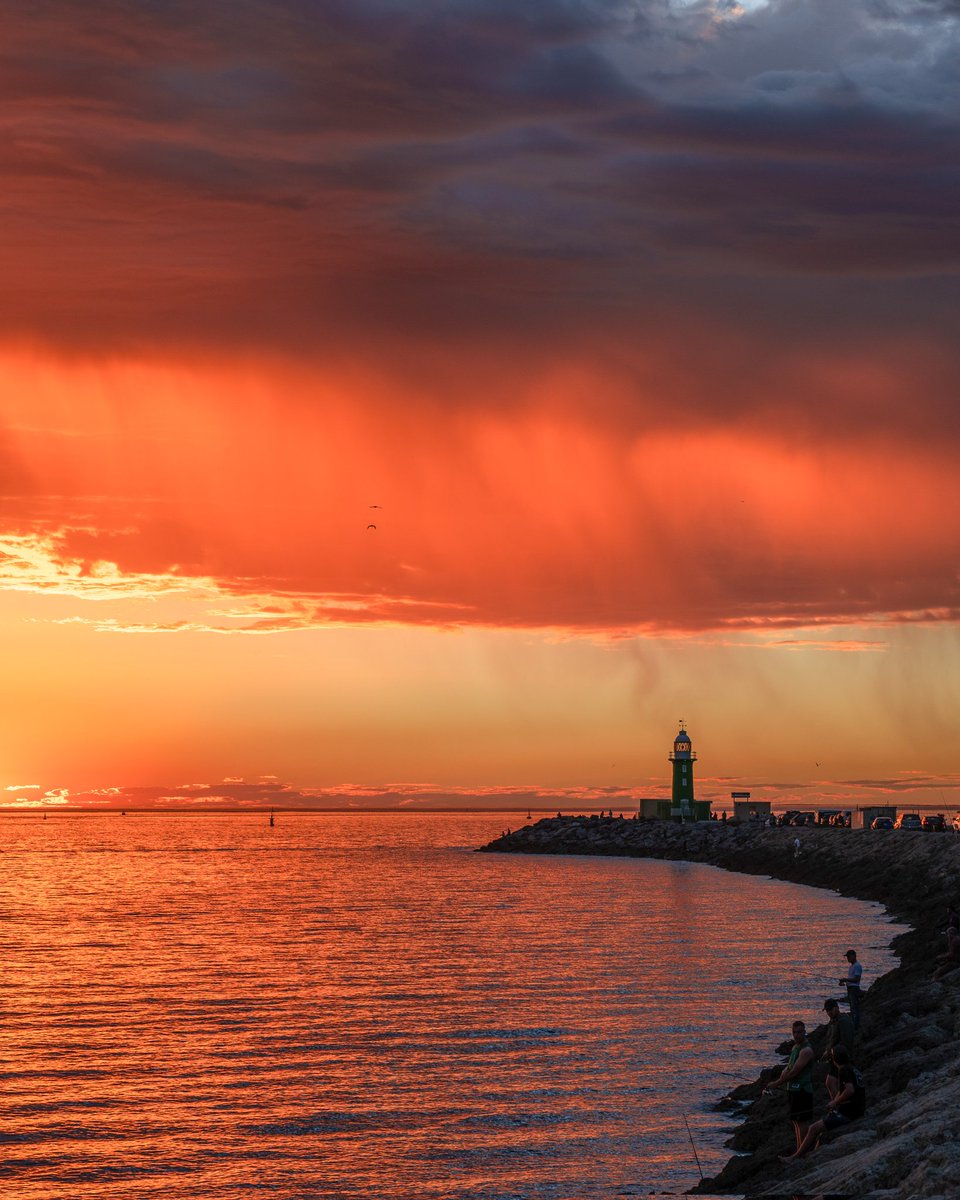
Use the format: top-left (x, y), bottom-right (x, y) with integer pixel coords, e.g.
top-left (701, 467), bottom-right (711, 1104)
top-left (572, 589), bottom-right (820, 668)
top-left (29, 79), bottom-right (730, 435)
top-left (0, 347), bottom-right (957, 636)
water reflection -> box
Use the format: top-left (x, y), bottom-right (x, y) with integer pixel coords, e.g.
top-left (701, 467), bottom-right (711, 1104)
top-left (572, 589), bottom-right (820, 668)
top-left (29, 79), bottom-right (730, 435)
top-left (0, 813), bottom-right (903, 1198)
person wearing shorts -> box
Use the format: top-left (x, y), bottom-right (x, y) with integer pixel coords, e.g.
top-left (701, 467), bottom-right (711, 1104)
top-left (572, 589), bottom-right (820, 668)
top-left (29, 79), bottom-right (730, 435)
top-left (782, 1045), bottom-right (865, 1160)
top-left (764, 1020), bottom-right (815, 1154)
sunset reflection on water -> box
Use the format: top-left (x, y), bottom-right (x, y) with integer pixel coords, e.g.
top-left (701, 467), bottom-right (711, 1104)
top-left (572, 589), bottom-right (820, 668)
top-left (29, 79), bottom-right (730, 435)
top-left (0, 813), bottom-right (902, 1198)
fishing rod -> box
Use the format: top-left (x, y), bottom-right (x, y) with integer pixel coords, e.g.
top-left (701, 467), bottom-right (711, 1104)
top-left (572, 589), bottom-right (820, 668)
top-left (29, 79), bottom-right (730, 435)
top-left (683, 1114), bottom-right (704, 1182)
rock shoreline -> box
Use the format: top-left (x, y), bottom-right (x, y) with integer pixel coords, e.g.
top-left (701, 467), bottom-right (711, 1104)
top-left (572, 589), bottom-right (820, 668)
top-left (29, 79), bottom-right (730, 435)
top-left (478, 816), bottom-right (960, 1199)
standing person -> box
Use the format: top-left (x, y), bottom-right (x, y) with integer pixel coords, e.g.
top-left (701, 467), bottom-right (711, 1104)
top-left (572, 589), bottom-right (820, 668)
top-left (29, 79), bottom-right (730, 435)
top-left (821, 999), bottom-right (855, 1100)
top-left (763, 1021), bottom-right (815, 1155)
top-left (793, 836), bottom-right (801, 859)
top-left (839, 949), bottom-right (863, 1029)
top-left (782, 1045), bottom-right (865, 1160)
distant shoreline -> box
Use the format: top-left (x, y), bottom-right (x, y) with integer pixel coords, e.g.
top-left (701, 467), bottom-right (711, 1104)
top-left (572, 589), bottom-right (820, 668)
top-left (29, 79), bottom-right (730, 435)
top-left (0, 806), bottom-right (613, 816)
top-left (2, 803), bottom-right (955, 817)
top-left (479, 817), bottom-right (960, 1199)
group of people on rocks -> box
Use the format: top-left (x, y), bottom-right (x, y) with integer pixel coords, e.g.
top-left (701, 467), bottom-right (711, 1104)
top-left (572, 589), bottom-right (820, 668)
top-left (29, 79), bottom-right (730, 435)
top-left (763, 910), bottom-right (960, 1167)
top-left (762, 949), bottom-right (866, 1164)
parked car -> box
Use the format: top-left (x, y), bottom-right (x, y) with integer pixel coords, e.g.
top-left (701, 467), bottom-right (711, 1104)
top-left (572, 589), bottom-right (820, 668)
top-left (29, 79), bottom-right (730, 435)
top-left (894, 813), bottom-right (923, 831)
top-left (871, 816), bottom-right (894, 830)
top-left (922, 814), bottom-right (948, 832)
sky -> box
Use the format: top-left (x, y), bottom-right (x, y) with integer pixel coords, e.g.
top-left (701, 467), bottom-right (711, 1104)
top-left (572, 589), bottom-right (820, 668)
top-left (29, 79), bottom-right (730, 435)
top-left (1, 0), bottom-right (958, 812)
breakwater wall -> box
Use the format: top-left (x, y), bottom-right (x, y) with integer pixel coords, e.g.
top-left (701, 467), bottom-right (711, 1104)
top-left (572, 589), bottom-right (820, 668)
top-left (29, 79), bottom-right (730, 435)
top-left (479, 817), bottom-right (960, 1198)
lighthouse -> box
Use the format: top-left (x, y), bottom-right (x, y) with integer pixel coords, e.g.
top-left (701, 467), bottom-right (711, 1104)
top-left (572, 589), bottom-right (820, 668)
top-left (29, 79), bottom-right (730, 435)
top-left (669, 722), bottom-right (696, 819)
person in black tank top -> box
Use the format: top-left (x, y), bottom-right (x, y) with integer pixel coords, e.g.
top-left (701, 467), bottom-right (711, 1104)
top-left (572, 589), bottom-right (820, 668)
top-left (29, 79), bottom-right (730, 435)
top-left (781, 1045), bottom-right (866, 1161)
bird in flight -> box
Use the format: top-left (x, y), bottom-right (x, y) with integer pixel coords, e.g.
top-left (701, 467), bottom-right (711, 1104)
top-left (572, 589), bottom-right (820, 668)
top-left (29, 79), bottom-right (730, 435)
top-left (366, 524), bottom-right (377, 531)
top-left (369, 504), bottom-right (382, 509)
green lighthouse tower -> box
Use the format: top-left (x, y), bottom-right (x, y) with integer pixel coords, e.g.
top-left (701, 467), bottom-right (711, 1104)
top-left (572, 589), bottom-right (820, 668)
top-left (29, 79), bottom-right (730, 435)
top-left (669, 722), bottom-right (697, 820)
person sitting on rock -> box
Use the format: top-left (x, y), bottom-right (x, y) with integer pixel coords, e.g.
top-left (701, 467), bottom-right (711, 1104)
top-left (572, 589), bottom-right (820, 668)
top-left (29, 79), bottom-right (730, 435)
top-left (821, 998), bottom-right (855, 1099)
top-left (781, 1045), bottom-right (865, 1160)
top-left (933, 925), bottom-right (960, 980)
top-left (763, 1020), bottom-right (815, 1155)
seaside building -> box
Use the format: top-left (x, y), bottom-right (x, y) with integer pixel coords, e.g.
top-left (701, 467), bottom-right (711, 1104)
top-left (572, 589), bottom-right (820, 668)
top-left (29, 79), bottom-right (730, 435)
top-left (638, 797), bottom-right (667, 819)
top-left (731, 792), bottom-right (772, 823)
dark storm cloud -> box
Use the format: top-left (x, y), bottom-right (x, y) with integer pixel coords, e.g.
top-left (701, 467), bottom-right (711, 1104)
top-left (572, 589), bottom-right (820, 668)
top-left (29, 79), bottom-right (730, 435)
top-left (598, 95), bottom-right (960, 165)
top-left (1, 0), bottom-right (959, 415)
top-left (870, 0), bottom-right (960, 15)
top-left (0, 0), bottom-right (639, 133)
top-left (606, 149), bottom-right (960, 272)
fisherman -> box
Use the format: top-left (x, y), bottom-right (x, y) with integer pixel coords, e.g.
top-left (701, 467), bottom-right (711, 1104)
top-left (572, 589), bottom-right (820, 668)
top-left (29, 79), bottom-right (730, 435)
top-left (763, 1020), bottom-right (815, 1155)
top-left (839, 949), bottom-right (863, 1029)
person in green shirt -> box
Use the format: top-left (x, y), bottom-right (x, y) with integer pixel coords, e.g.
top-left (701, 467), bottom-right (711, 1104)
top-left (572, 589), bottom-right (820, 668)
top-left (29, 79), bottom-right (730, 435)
top-left (782, 1045), bottom-right (866, 1161)
top-left (763, 1020), bottom-right (815, 1154)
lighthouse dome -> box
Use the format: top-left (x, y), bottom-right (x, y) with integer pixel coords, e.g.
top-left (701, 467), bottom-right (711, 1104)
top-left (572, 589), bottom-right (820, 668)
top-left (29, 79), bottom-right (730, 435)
top-left (672, 727), bottom-right (694, 760)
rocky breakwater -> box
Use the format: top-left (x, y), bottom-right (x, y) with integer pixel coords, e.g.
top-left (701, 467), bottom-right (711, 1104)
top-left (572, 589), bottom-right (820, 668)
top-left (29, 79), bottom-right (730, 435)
top-left (479, 816), bottom-right (960, 1199)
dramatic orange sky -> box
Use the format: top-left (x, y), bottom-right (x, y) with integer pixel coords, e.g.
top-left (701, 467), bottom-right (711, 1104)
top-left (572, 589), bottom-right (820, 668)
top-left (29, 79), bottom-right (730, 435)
top-left (1, 0), bottom-right (958, 812)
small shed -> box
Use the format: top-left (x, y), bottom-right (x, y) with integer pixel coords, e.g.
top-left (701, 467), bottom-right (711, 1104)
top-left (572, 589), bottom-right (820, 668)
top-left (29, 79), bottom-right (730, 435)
top-left (733, 799), bottom-right (772, 824)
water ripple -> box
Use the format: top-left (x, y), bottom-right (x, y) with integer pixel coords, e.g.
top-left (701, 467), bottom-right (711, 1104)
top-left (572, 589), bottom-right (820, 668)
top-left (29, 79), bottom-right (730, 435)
top-left (0, 811), bottom-right (904, 1199)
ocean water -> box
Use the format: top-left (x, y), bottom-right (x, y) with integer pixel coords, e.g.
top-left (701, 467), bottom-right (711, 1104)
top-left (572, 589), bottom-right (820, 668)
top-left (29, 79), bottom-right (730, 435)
top-left (0, 812), bottom-right (903, 1199)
